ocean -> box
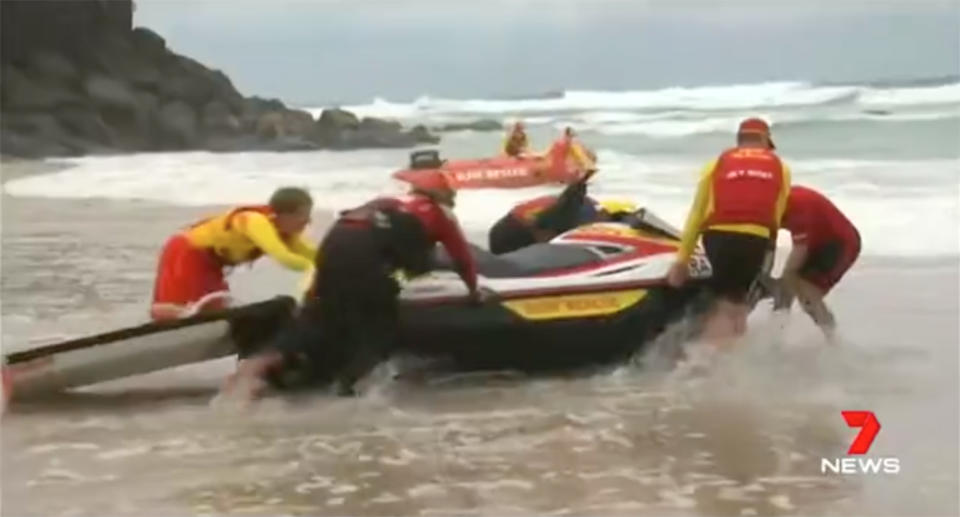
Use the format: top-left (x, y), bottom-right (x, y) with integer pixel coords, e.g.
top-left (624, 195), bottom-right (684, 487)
top-left (1, 78), bottom-right (958, 516)
top-left (7, 78), bottom-right (960, 256)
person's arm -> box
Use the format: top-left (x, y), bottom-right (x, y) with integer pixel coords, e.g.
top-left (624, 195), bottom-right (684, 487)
top-left (570, 142), bottom-right (595, 171)
top-left (676, 160), bottom-right (717, 263)
top-left (773, 242), bottom-right (808, 310)
top-left (433, 206), bottom-right (478, 293)
top-left (773, 163), bottom-right (792, 233)
top-left (535, 180), bottom-right (588, 233)
top-left (289, 234), bottom-right (318, 262)
top-left (238, 212), bottom-right (314, 271)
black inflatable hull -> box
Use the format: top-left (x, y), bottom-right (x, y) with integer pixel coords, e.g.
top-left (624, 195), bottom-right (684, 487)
top-left (4, 297), bottom-right (296, 397)
top-left (396, 283), bottom-right (709, 372)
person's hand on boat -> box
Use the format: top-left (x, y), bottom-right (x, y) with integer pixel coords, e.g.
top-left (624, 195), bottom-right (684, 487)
top-left (667, 260), bottom-right (689, 288)
top-left (468, 286), bottom-right (498, 306)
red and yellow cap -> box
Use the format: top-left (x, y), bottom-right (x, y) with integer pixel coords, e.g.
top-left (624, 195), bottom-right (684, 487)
top-left (737, 117), bottom-right (775, 149)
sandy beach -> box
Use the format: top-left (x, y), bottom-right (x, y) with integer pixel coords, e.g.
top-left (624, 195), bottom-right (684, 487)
top-left (2, 158), bottom-right (958, 517)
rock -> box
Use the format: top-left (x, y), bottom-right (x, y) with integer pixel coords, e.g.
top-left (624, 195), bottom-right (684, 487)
top-left (202, 100), bottom-right (241, 135)
top-left (308, 111), bottom-right (441, 150)
top-left (284, 110), bottom-right (315, 136)
top-left (239, 96), bottom-right (286, 131)
top-left (310, 108), bottom-right (361, 147)
top-left (256, 109), bottom-right (315, 140)
top-left (84, 74), bottom-right (138, 110)
top-left (130, 27), bottom-right (167, 60)
top-left (336, 128), bottom-right (416, 150)
top-left (87, 31), bottom-right (163, 89)
top-left (359, 117), bottom-right (402, 133)
top-left (0, 131), bottom-right (74, 158)
top-left (435, 119), bottom-right (503, 132)
top-left (204, 134), bottom-right (321, 153)
top-left (56, 106), bottom-right (115, 145)
top-left (157, 56), bottom-right (222, 108)
top-left (2, 113), bottom-right (69, 140)
top-left (0, 112), bottom-right (111, 157)
top-left (84, 74), bottom-right (147, 144)
top-left (2, 65), bottom-right (83, 110)
top-left (158, 74), bottom-right (213, 108)
top-left (0, 5), bottom-right (447, 158)
top-left (27, 50), bottom-right (79, 84)
top-left (157, 100), bottom-right (199, 149)
top-left (317, 108), bottom-right (360, 131)
top-left (409, 124), bottom-right (441, 144)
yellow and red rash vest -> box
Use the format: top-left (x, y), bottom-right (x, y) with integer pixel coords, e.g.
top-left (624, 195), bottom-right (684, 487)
top-left (509, 195), bottom-right (558, 223)
top-left (703, 147), bottom-right (785, 234)
top-left (185, 205), bottom-right (295, 266)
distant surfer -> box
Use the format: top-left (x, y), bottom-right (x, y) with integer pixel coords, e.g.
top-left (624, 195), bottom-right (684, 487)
top-left (773, 185), bottom-right (861, 342)
top-left (150, 187), bottom-right (317, 321)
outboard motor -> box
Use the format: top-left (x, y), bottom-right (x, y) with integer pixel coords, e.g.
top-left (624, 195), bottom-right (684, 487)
top-left (409, 149), bottom-right (443, 169)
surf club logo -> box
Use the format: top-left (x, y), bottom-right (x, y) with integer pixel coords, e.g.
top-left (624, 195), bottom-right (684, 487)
top-left (820, 411), bottom-right (901, 475)
top-left (452, 167), bottom-right (530, 182)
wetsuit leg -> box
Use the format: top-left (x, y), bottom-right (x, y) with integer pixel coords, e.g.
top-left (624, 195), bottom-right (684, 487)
top-left (286, 222), bottom-right (400, 394)
top-left (489, 214), bottom-right (536, 255)
top-left (328, 272), bottom-right (400, 395)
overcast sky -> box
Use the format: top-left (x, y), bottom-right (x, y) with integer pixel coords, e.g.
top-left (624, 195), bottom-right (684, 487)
top-left (134, 0), bottom-right (960, 105)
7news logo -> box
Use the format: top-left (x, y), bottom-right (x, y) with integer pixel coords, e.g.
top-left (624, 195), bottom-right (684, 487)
top-left (821, 411), bottom-right (901, 475)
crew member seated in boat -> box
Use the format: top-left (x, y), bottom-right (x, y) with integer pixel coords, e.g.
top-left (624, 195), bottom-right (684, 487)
top-left (487, 173), bottom-right (634, 255)
top-left (217, 170), bottom-right (488, 403)
top-left (150, 187), bottom-right (316, 321)
top-left (502, 121), bottom-right (531, 158)
top-left (545, 126), bottom-right (596, 177)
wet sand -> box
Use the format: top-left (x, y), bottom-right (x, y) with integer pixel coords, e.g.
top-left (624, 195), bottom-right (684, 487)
top-left (1, 162), bottom-right (958, 517)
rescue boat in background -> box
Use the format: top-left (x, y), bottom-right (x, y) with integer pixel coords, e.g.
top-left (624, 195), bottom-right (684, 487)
top-left (392, 149), bottom-right (584, 190)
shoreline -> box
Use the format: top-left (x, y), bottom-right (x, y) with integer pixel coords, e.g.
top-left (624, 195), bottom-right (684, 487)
top-left (3, 157), bottom-right (957, 267)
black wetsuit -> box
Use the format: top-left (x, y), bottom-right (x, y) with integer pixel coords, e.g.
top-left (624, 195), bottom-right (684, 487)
top-left (270, 196), bottom-right (478, 395)
top-left (488, 180), bottom-right (597, 255)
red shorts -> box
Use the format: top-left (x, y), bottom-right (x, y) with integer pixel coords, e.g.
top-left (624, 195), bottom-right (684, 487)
top-left (150, 234), bottom-right (228, 320)
top-left (799, 232), bottom-right (861, 293)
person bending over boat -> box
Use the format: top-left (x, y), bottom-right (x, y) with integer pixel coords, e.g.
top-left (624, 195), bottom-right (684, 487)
top-left (487, 170), bottom-right (607, 254)
top-left (502, 121), bottom-right (531, 158)
top-left (217, 170), bottom-right (487, 403)
top-left (150, 187), bottom-right (316, 321)
top-left (667, 118), bottom-right (791, 346)
top-left (773, 185), bottom-right (861, 343)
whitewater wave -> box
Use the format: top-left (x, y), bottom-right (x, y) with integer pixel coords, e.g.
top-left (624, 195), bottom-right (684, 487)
top-left (309, 81), bottom-right (960, 122)
top-left (576, 110), bottom-right (960, 138)
top-left (4, 150), bottom-right (957, 257)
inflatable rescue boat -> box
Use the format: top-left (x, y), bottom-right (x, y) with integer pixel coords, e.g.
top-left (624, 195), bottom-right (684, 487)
top-left (393, 150), bottom-right (584, 190)
top-left (2, 208), bottom-right (741, 403)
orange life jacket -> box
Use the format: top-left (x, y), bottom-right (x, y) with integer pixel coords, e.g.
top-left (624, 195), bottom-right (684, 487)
top-left (704, 147), bottom-right (785, 233)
